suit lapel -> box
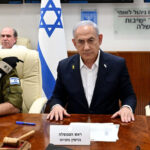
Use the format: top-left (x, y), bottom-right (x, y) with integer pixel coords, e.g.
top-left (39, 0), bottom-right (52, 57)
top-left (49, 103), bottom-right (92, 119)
top-left (71, 55), bottom-right (89, 108)
top-left (90, 50), bottom-right (110, 108)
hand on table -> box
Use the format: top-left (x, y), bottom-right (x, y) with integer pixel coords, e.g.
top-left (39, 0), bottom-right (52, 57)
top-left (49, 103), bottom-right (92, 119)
top-left (111, 106), bottom-right (135, 123)
top-left (47, 104), bottom-right (71, 121)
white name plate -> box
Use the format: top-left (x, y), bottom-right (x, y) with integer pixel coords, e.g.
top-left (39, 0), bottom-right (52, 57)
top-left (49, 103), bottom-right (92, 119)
top-left (50, 125), bottom-right (90, 145)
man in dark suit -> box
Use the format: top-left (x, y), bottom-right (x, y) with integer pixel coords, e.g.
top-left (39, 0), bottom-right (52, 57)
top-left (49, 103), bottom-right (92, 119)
top-left (47, 20), bottom-right (136, 122)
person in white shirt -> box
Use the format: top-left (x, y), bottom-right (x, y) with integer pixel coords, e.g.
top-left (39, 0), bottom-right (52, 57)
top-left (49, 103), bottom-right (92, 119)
top-left (0, 27), bottom-right (27, 49)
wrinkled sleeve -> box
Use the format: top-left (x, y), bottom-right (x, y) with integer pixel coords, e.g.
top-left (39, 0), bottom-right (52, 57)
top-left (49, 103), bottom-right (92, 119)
top-left (1, 69), bottom-right (23, 111)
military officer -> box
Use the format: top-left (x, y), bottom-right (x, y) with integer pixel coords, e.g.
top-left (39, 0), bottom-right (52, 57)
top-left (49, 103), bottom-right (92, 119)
top-left (0, 57), bottom-right (23, 116)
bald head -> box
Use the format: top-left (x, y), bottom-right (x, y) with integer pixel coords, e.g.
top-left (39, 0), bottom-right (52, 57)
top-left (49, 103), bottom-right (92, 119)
top-left (0, 27), bottom-right (18, 49)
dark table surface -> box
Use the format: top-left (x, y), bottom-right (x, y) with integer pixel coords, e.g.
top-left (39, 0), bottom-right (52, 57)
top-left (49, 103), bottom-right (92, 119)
top-left (0, 113), bottom-right (150, 150)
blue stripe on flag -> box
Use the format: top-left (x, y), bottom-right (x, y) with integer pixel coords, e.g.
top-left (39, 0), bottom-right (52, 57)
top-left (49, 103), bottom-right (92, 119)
top-left (38, 43), bottom-right (55, 100)
top-left (38, 0), bottom-right (67, 101)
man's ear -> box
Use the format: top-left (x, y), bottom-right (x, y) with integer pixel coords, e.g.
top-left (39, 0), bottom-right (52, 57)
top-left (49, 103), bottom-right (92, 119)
top-left (14, 37), bottom-right (17, 44)
top-left (72, 39), bottom-right (76, 47)
top-left (99, 34), bottom-right (103, 45)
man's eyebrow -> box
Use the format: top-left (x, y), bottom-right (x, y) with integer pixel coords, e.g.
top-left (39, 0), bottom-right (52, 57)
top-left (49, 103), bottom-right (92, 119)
top-left (1, 34), bottom-right (12, 36)
top-left (89, 37), bottom-right (95, 39)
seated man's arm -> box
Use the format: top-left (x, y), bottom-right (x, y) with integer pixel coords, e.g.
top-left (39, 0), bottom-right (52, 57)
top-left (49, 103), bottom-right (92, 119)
top-left (47, 62), bottom-right (70, 121)
top-left (0, 102), bottom-right (20, 116)
top-left (111, 59), bottom-right (136, 122)
top-left (0, 68), bottom-right (23, 116)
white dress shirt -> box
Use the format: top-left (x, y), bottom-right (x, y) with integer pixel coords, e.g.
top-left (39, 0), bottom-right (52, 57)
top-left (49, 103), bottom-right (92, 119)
top-left (0, 44), bottom-right (27, 49)
top-left (80, 51), bottom-right (100, 107)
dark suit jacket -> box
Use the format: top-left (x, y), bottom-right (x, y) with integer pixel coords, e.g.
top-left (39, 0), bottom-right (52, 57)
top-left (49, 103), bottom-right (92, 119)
top-left (50, 50), bottom-right (136, 114)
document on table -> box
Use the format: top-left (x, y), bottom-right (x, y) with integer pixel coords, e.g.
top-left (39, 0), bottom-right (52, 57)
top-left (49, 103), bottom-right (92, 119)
top-left (70, 122), bottom-right (120, 142)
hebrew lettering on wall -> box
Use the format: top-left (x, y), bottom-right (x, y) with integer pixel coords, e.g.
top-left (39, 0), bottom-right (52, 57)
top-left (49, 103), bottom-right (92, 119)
top-left (114, 8), bottom-right (150, 38)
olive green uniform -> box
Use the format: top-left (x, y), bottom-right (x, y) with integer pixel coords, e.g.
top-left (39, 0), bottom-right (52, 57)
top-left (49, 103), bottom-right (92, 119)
top-left (0, 58), bottom-right (23, 111)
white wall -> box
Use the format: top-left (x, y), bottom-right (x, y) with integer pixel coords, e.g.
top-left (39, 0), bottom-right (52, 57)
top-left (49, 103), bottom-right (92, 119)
top-left (0, 0), bottom-right (150, 51)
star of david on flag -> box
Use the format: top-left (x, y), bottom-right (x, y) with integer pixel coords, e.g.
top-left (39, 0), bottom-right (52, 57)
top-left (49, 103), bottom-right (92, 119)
top-left (39, 0), bottom-right (63, 37)
top-left (38, 0), bottom-right (67, 100)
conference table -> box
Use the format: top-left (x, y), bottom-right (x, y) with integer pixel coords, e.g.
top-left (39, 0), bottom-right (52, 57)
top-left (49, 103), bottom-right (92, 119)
top-left (0, 113), bottom-right (150, 150)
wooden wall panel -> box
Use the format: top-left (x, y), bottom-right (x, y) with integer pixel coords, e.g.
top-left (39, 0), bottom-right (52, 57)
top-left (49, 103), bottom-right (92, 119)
top-left (67, 51), bottom-right (150, 115)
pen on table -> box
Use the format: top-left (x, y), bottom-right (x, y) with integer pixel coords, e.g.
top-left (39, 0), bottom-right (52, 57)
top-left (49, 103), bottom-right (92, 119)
top-left (16, 121), bottom-right (36, 126)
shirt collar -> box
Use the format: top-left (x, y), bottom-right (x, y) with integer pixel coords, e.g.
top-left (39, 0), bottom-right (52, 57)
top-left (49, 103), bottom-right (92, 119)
top-left (80, 50), bottom-right (100, 69)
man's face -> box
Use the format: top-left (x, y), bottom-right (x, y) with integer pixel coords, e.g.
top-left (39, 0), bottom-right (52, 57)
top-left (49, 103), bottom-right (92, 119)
top-left (72, 25), bottom-right (103, 65)
top-left (0, 28), bottom-right (17, 49)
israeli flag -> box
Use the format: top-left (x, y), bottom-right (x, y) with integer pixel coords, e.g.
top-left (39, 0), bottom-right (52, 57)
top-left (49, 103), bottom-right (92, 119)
top-left (38, 0), bottom-right (67, 100)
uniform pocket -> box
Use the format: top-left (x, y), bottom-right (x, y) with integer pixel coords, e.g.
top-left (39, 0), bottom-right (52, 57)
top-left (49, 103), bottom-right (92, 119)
top-left (9, 85), bottom-right (22, 94)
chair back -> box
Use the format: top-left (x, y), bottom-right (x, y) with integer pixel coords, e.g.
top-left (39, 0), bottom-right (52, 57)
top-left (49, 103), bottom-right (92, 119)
top-left (16, 37), bottom-right (32, 49)
top-left (0, 49), bottom-right (42, 113)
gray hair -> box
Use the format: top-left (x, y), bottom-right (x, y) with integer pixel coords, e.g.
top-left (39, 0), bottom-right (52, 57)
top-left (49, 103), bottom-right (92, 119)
top-left (73, 20), bottom-right (99, 38)
top-left (13, 28), bottom-right (18, 38)
top-left (12, 28), bottom-right (18, 44)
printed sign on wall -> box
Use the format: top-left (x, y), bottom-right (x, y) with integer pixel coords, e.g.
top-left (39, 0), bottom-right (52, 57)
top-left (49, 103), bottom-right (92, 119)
top-left (114, 8), bottom-right (150, 38)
